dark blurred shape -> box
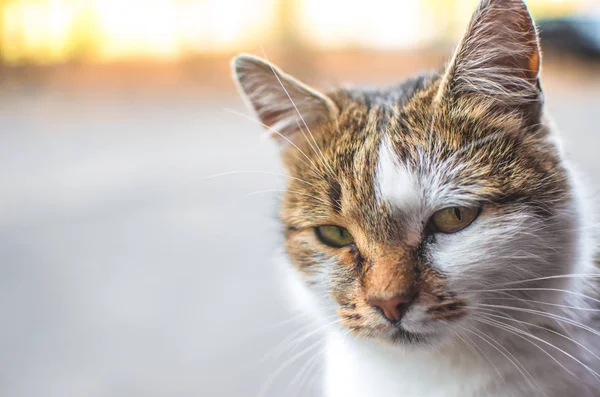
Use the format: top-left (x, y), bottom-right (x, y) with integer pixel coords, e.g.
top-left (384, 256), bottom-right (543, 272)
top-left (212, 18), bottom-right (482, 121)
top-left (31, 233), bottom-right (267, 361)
top-left (538, 15), bottom-right (600, 59)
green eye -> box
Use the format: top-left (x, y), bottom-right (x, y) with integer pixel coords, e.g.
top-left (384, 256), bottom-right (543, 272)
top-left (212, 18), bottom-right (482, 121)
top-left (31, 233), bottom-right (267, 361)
top-left (431, 207), bottom-right (480, 233)
top-left (315, 225), bottom-right (354, 247)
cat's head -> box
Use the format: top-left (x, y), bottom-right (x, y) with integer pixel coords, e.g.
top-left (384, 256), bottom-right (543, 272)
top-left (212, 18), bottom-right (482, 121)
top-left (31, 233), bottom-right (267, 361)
top-left (232, 0), bottom-right (581, 346)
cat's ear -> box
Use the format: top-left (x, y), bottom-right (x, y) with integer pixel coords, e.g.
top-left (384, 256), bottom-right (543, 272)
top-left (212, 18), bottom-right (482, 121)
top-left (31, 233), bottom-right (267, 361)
top-left (232, 54), bottom-right (338, 145)
top-left (438, 0), bottom-right (542, 121)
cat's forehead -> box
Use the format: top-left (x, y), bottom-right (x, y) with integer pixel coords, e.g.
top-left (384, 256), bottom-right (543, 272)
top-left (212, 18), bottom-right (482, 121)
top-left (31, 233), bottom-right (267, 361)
top-left (327, 81), bottom-right (492, 201)
top-left (280, 76), bottom-right (566, 239)
top-left (328, 105), bottom-right (472, 238)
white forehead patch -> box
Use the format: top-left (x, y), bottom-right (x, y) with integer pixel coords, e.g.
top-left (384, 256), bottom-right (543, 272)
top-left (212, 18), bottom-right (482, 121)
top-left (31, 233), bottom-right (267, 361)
top-left (375, 137), bottom-right (420, 209)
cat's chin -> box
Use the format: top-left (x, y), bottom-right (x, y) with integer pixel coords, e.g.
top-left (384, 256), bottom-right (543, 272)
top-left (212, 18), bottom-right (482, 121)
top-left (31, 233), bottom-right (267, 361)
top-left (348, 324), bottom-right (446, 350)
top-left (386, 327), bottom-right (434, 347)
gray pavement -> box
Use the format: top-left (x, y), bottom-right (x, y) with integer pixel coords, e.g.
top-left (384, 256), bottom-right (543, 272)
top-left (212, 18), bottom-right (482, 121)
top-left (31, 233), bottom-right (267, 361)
top-left (0, 82), bottom-right (599, 397)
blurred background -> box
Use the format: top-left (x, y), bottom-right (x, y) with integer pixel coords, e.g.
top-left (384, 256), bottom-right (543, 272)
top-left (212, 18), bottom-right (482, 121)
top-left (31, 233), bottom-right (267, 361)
top-left (1, 0), bottom-right (600, 396)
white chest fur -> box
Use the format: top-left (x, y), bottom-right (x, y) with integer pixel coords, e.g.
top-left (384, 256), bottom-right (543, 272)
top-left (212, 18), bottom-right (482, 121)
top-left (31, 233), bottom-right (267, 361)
top-left (325, 330), bottom-right (500, 397)
top-left (323, 329), bottom-right (600, 397)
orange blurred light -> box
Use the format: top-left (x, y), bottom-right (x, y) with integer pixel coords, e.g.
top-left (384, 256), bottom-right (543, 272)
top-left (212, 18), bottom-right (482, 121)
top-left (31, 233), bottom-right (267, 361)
top-left (0, 0), bottom-right (276, 64)
top-left (0, 0), bottom-right (594, 65)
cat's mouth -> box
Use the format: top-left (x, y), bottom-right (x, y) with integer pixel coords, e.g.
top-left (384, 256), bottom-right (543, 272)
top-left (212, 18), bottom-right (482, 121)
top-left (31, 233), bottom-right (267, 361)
top-left (387, 326), bottom-right (431, 345)
top-left (348, 322), bottom-right (438, 347)
top-left (339, 315), bottom-right (440, 346)
top-left (338, 299), bottom-right (469, 347)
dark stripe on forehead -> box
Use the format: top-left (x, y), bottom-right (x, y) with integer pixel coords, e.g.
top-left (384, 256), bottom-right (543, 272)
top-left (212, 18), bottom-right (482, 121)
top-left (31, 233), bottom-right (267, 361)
top-left (375, 106), bottom-right (390, 130)
top-left (329, 179), bottom-right (343, 214)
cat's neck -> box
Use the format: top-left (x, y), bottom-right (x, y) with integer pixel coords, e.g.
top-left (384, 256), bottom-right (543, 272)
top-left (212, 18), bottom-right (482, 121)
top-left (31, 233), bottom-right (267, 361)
top-left (325, 329), bottom-right (499, 397)
top-left (328, 331), bottom-right (483, 385)
top-left (324, 319), bottom-right (598, 397)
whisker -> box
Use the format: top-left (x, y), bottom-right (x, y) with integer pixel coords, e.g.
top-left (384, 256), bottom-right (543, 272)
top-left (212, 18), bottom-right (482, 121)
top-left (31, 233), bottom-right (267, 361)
top-left (485, 273), bottom-right (600, 288)
top-left (205, 170), bottom-right (315, 187)
top-left (472, 308), bottom-right (600, 363)
top-left (294, 116), bottom-right (334, 178)
top-left (303, 355), bottom-right (323, 397)
top-left (256, 336), bottom-right (323, 397)
top-left (440, 320), bottom-right (491, 368)
top-left (472, 314), bottom-right (578, 379)
top-left (256, 318), bottom-right (340, 397)
top-left (223, 107), bottom-right (327, 182)
top-left (254, 312), bottom-right (311, 333)
top-left (246, 189), bottom-right (331, 207)
top-left (260, 51), bottom-right (336, 179)
top-left (481, 296), bottom-right (600, 312)
top-left (476, 303), bottom-right (600, 339)
top-left (475, 314), bottom-right (600, 384)
top-left (258, 321), bottom-right (318, 365)
top-left (458, 324), bottom-right (540, 392)
top-left (471, 288), bottom-right (600, 305)
top-left (288, 345), bottom-right (324, 397)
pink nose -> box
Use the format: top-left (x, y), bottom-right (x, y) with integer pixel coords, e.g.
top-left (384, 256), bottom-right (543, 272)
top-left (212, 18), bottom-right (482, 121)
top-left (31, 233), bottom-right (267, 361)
top-left (368, 294), bottom-right (413, 322)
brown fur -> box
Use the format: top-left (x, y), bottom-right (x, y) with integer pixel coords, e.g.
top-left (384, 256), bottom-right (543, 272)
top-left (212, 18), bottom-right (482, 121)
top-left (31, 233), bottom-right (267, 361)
top-left (233, 0), bottom-right (571, 343)
top-left (277, 71), bottom-right (568, 340)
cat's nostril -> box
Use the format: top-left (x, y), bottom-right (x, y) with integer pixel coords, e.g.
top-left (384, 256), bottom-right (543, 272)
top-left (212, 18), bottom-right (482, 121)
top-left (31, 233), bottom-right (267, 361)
top-left (367, 294), bottom-right (413, 323)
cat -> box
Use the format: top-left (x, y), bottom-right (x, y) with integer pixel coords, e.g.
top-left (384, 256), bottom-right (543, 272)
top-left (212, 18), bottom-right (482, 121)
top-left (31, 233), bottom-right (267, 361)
top-left (231, 0), bottom-right (600, 396)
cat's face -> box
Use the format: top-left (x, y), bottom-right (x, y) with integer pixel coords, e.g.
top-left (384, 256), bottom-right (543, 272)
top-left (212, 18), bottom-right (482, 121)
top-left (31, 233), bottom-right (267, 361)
top-left (233, 0), bottom-right (579, 347)
top-left (276, 88), bottom-right (575, 346)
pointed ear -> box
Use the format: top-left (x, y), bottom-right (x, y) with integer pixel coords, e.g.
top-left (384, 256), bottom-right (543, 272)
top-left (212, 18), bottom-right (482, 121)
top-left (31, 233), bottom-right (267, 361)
top-left (439, 0), bottom-right (542, 120)
top-left (231, 54), bottom-right (338, 145)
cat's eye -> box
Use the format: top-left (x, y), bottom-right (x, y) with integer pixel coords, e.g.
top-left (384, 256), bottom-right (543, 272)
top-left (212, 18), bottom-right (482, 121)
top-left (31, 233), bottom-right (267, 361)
top-left (430, 207), bottom-right (479, 233)
top-left (315, 225), bottom-right (354, 248)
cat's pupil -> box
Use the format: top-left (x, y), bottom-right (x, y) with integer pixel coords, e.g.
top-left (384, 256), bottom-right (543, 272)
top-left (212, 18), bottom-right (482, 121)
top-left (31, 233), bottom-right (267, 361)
top-left (453, 208), bottom-right (462, 221)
